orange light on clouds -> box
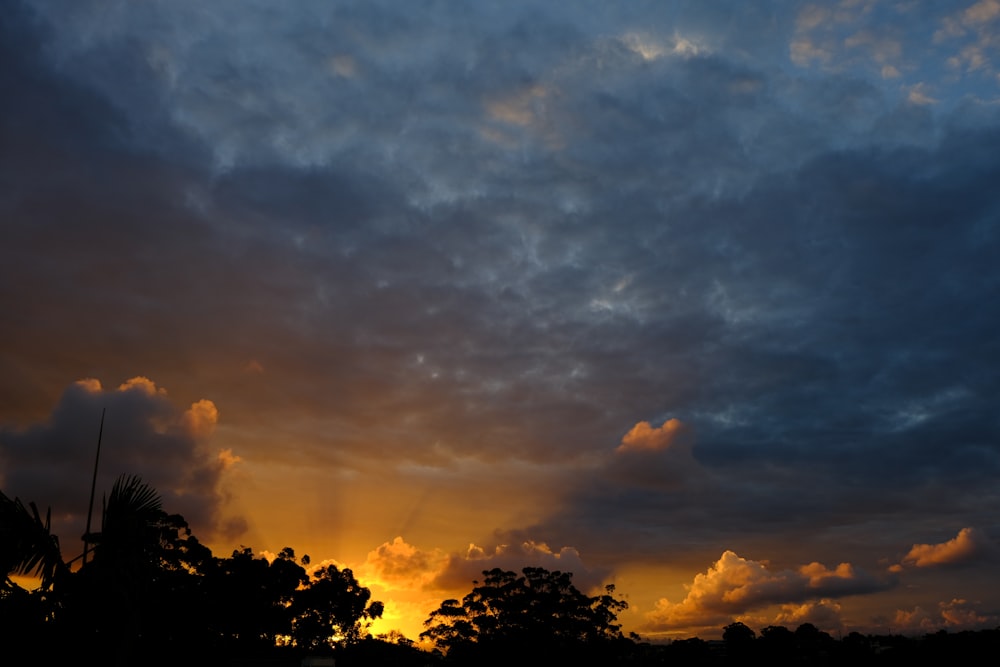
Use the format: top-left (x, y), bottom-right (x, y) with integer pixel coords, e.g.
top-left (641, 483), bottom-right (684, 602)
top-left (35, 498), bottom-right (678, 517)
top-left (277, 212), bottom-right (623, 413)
top-left (901, 527), bottom-right (984, 568)
top-left (616, 418), bottom-right (690, 453)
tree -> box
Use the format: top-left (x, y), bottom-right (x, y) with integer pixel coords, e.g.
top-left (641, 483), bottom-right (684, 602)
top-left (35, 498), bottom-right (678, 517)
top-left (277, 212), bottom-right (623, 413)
top-left (759, 625), bottom-right (796, 665)
top-left (794, 621), bottom-right (835, 659)
top-left (201, 546), bottom-right (309, 650)
top-left (421, 567), bottom-right (629, 664)
top-left (723, 620), bottom-right (756, 643)
top-left (723, 621), bottom-right (758, 662)
top-left (2, 473), bottom-right (391, 663)
top-left (69, 475), bottom-right (215, 665)
top-left (0, 489), bottom-right (69, 645)
top-left (291, 564), bottom-right (383, 651)
top-left (0, 489), bottom-right (67, 594)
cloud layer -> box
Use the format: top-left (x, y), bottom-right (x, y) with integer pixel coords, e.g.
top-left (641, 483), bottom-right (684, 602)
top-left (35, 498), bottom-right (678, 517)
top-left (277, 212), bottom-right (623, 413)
top-left (3, 0), bottom-right (1000, 639)
top-left (643, 550), bottom-right (893, 637)
top-left (0, 377), bottom-right (242, 548)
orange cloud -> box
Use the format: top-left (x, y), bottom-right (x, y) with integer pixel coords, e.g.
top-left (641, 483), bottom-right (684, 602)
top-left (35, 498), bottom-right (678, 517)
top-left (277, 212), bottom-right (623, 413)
top-left (0, 376), bottom-right (240, 545)
top-left (431, 540), bottom-right (602, 592)
top-left (362, 537), bottom-right (449, 590)
top-left (609, 417), bottom-right (704, 490)
top-left (773, 599), bottom-right (843, 629)
top-left (798, 561), bottom-right (864, 593)
top-left (75, 377), bottom-right (103, 393)
top-left (184, 398), bottom-right (219, 437)
top-left (243, 359), bottom-right (265, 374)
top-left (617, 418), bottom-right (691, 454)
top-left (353, 536), bottom-right (604, 643)
top-left (118, 375), bottom-right (166, 396)
top-left (902, 527), bottom-right (985, 568)
top-left (644, 551), bottom-right (890, 634)
top-left (894, 598), bottom-right (1000, 633)
top-left (183, 398), bottom-right (219, 437)
top-left (217, 448), bottom-right (242, 469)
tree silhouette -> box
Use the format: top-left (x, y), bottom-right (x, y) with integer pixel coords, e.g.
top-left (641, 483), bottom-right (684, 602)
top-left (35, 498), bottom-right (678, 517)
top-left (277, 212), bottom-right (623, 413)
top-left (421, 566), bottom-right (629, 665)
top-left (1, 475), bottom-right (394, 663)
top-left (0, 489), bottom-right (66, 593)
top-left (291, 563), bottom-right (384, 651)
top-left (723, 620), bottom-right (758, 662)
top-left (66, 475), bottom-right (215, 665)
top-left (759, 624), bottom-right (797, 665)
top-left (0, 489), bottom-right (69, 646)
top-left (201, 545), bottom-right (309, 650)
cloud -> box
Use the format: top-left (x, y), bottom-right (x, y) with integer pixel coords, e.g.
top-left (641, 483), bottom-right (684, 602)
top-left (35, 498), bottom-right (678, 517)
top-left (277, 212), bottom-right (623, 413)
top-left (643, 551), bottom-right (892, 634)
top-left (772, 599), bottom-right (844, 631)
top-left (431, 540), bottom-right (605, 593)
top-left (617, 418), bottom-right (691, 454)
top-left (362, 537), bottom-right (449, 590)
top-left (965, 0), bottom-right (1000, 26)
top-left (894, 598), bottom-right (1000, 633)
top-left (907, 82), bottom-right (939, 105)
top-left (0, 377), bottom-right (242, 548)
top-left (603, 418), bottom-right (707, 493)
top-left (3, 0), bottom-right (1000, 640)
top-left (901, 527), bottom-right (989, 568)
top-left (357, 535), bottom-right (605, 596)
top-left (184, 399), bottom-right (220, 437)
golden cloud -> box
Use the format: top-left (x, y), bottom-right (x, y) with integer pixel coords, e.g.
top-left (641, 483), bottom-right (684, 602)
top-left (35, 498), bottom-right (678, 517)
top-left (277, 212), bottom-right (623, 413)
top-left (1, 376), bottom-right (240, 545)
top-left (894, 598), bottom-right (1000, 633)
top-left (118, 375), bottom-right (166, 396)
top-left (644, 550), bottom-right (888, 634)
top-left (362, 537), bottom-right (449, 590)
top-left (799, 561), bottom-right (856, 587)
top-left (75, 377), bottom-right (103, 393)
top-left (902, 527), bottom-right (985, 568)
top-left (217, 448), bottom-right (242, 469)
top-left (431, 540), bottom-right (599, 592)
top-left (617, 418), bottom-right (690, 454)
top-left (772, 599), bottom-right (843, 629)
top-left (184, 399), bottom-right (219, 437)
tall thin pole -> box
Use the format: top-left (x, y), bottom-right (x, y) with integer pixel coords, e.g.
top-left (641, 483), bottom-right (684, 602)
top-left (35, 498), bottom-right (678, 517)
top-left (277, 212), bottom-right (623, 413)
top-left (82, 407), bottom-right (105, 566)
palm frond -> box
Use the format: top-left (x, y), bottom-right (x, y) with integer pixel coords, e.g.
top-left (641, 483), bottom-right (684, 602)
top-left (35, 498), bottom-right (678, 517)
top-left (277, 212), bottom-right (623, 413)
top-left (0, 489), bottom-right (64, 590)
top-left (107, 474), bottom-right (162, 517)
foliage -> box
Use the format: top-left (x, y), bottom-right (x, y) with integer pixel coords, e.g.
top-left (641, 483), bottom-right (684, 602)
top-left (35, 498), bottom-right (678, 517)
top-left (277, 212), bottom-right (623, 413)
top-left (7, 473), bottom-right (1000, 665)
top-left (0, 474), bottom-right (386, 664)
top-left (421, 566), bottom-right (628, 664)
top-left (201, 545), bottom-right (308, 648)
top-left (291, 564), bottom-right (384, 651)
top-left (0, 489), bottom-right (66, 592)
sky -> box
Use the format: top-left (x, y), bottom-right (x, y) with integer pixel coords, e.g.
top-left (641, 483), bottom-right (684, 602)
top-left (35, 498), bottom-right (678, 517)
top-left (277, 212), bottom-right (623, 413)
top-left (2, 0), bottom-right (1000, 643)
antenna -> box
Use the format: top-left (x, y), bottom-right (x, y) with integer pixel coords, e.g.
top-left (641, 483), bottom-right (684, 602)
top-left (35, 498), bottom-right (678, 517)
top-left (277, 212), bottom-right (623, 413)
top-left (82, 407), bottom-right (105, 566)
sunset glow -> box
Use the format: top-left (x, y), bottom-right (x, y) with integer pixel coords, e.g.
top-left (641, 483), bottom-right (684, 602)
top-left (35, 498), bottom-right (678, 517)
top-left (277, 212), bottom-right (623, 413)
top-left (3, 0), bottom-right (1000, 647)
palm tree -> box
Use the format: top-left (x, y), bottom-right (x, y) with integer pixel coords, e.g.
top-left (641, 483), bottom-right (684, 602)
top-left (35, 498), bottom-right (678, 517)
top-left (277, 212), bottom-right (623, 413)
top-left (0, 489), bottom-right (66, 593)
top-left (88, 474), bottom-right (165, 566)
top-left (3, 474), bottom-right (208, 664)
top-left (75, 474), bottom-right (182, 666)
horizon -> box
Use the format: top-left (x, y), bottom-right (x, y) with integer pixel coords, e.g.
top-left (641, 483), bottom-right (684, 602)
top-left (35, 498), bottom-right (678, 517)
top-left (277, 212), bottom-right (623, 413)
top-left (3, 0), bottom-right (1000, 646)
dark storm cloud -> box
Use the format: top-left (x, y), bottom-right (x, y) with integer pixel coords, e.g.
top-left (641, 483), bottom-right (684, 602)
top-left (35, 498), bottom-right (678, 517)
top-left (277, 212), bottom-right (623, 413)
top-left (0, 378), bottom-right (240, 547)
top-left (3, 0), bottom-right (1000, 603)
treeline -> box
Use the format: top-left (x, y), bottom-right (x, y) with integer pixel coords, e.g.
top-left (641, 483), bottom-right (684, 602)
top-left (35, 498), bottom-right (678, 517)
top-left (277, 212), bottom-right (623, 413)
top-left (632, 621), bottom-right (1000, 665)
top-left (3, 476), bottom-right (995, 666)
top-left (1, 475), bottom-right (386, 666)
